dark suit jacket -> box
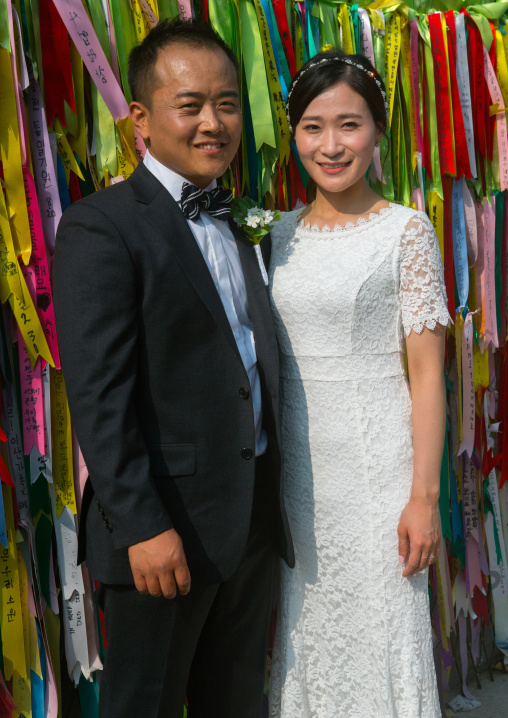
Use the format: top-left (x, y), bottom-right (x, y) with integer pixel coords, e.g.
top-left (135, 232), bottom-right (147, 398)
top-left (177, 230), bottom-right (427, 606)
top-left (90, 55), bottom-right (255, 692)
top-left (53, 163), bottom-right (294, 584)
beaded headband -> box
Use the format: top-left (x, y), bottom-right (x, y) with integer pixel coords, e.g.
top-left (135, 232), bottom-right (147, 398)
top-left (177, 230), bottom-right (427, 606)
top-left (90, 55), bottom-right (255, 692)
top-left (286, 56), bottom-right (389, 134)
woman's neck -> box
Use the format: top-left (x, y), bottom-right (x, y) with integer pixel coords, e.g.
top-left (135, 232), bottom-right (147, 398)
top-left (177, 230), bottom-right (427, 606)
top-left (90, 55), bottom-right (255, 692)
top-left (310, 178), bottom-right (387, 222)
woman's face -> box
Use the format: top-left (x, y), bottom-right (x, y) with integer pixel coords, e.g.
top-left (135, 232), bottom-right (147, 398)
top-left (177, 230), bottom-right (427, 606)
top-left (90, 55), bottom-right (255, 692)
top-left (294, 82), bottom-right (383, 197)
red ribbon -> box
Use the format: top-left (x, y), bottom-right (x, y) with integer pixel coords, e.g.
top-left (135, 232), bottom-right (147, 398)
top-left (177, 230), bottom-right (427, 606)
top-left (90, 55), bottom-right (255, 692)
top-left (472, 581), bottom-right (490, 624)
top-left (487, 22), bottom-right (496, 162)
top-left (428, 13), bottom-right (456, 176)
top-left (0, 456), bottom-right (14, 489)
top-left (39, 0), bottom-right (76, 126)
top-left (462, 10), bottom-right (487, 161)
top-left (444, 11), bottom-right (472, 179)
top-left (272, 0), bottom-right (297, 78)
top-left (69, 170), bottom-right (82, 204)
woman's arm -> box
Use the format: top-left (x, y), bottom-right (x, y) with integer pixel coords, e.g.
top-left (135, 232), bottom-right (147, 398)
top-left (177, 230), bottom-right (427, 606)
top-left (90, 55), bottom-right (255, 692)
top-left (398, 324), bottom-right (446, 577)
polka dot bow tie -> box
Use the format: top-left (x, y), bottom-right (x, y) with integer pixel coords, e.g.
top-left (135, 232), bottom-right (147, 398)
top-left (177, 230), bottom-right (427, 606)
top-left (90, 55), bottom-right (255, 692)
top-left (180, 182), bottom-right (233, 221)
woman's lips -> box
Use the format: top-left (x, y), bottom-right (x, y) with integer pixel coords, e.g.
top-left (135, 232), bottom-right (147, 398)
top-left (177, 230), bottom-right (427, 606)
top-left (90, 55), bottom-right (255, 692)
top-left (318, 161), bottom-right (352, 174)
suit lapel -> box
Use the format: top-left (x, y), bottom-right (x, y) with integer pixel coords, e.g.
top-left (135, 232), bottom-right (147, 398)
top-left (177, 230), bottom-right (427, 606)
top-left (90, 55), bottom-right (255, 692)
top-left (230, 220), bottom-right (279, 394)
top-left (130, 164), bottom-right (242, 363)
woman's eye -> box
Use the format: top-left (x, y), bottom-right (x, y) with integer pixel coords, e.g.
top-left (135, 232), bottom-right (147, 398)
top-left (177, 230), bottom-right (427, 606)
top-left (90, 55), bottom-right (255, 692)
top-left (343, 122), bottom-right (358, 129)
top-left (303, 124), bottom-right (320, 131)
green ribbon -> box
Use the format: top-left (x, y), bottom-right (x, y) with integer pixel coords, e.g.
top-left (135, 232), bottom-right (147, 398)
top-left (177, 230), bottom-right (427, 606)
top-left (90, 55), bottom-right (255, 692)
top-left (421, 17), bottom-right (443, 199)
top-left (439, 415), bottom-right (452, 542)
top-left (108, 0), bottom-right (138, 103)
top-left (350, 4), bottom-right (362, 53)
top-left (313, 0), bottom-right (341, 50)
top-left (157, 0), bottom-right (180, 20)
top-left (307, 4), bottom-right (319, 59)
top-left (208, 0), bottom-right (235, 50)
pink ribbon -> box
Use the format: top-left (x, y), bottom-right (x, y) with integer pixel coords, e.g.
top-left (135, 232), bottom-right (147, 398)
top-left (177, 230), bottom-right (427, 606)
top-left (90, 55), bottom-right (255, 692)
top-left (179, 0), bottom-right (194, 20)
top-left (483, 197), bottom-right (498, 349)
top-left (18, 327), bottom-right (45, 456)
top-left (22, 169), bottom-right (61, 368)
top-left (461, 178), bottom-right (477, 266)
top-left (52, 0), bottom-right (145, 158)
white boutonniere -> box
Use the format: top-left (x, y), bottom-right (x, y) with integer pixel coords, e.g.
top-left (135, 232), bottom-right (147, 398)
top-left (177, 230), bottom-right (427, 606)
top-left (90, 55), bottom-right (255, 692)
top-left (231, 197), bottom-right (281, 285)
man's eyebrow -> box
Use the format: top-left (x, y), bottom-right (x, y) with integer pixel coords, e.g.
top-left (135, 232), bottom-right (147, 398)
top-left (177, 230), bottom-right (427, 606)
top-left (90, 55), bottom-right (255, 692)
top-left (174, 90), bottom-right (240, 99)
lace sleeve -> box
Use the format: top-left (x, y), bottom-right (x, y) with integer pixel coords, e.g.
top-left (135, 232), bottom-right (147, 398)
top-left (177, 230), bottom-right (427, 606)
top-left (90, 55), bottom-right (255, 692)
top-left (399, 211), bottom-right (452, 336)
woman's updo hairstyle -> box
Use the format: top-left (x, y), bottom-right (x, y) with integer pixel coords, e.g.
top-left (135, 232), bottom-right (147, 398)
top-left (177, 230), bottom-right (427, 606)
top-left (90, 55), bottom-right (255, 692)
top-left (286, 50), bottom-right (388, 136)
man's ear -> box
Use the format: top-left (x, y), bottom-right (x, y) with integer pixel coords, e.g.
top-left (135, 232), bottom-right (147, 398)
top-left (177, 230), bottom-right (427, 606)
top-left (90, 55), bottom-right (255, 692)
top-left (130, 102), bottom-right (150, 142)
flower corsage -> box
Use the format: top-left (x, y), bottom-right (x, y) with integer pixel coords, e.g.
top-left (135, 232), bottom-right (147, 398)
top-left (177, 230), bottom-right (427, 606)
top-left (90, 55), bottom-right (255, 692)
top-left (231, 197), bottom-right (281, 285)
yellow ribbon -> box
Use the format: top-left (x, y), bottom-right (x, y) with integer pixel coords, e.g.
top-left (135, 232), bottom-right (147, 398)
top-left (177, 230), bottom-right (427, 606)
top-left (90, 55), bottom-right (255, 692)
top-left (496, 29), bottom-right (508, 111)
top-left (52, 117), bottom-right (85, 184)
top-left (67, 43), bottom-right (87, 168)
top-left (12, 547), bottom-right (31, 718)
top-left (338, 3), bottom-right (354, 55)
top-left (50, 369), bottom-right (77, 516)
top-left (251, 0), bottom-right (291, 164)
top-left (0, 486), bottom-right (26, 681)
top-left (384, 13), bottom-right (401, 128)
top-left (0, 49), bottom-right (31, 265)
top-left (0, 180), bottom-right (53, 367)
top-left (428, 191), bottom-right (445, 261)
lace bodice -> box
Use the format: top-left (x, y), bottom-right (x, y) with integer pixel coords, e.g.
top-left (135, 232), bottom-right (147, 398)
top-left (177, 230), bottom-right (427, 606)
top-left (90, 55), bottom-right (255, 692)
top-left (269, 204), bottom-right (450, 368)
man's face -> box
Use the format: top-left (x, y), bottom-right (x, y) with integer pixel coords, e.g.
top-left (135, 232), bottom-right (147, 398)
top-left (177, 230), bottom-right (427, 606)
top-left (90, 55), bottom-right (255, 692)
top-left (130, 44), bottom-right (242, 188)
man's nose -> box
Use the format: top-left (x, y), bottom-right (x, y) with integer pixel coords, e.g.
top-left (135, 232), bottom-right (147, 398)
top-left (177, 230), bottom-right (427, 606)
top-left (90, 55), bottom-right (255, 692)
top-left (199, 105), bottom-right (223, 132)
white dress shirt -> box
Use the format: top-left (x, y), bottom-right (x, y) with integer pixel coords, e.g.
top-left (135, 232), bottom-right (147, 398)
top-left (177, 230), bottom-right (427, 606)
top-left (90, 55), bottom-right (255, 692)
top-left (143, 150), bottom-right (267, 455)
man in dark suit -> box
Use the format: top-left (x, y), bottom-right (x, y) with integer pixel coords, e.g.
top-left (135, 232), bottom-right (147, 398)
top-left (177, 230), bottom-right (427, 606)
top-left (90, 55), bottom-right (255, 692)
top-left (53, 18), bottom-right (293, 718)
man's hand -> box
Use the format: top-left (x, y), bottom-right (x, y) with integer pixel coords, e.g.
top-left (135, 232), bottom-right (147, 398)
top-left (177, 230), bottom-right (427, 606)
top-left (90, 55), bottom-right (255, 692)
top-left (128, 529), bottom-right (191, 598)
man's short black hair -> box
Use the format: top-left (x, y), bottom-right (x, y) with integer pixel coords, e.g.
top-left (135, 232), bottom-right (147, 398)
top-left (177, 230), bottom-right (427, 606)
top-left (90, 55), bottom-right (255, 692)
top-left (128, 18), bottom-right (239, 109)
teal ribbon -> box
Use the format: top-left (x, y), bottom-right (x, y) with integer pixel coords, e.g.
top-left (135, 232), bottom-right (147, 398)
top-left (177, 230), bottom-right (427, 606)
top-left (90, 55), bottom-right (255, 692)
top-left (452, 179), bottom-right (469, 313)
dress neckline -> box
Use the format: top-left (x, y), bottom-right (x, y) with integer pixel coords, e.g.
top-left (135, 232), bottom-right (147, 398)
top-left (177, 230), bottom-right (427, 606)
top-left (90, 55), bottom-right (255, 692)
top-left (296, 202), bottom-right (396, 235)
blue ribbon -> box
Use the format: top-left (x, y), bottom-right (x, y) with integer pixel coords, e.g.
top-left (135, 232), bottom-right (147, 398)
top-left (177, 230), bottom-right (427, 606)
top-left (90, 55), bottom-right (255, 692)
top-left (452, 179), bottom-right (469, 314)
top-left (260, 0), bottom-right (288, 100)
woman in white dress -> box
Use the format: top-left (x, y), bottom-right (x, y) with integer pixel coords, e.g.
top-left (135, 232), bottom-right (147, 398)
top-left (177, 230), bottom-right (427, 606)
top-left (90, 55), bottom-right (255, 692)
top-left (268, 50), bottom-right (451, 718)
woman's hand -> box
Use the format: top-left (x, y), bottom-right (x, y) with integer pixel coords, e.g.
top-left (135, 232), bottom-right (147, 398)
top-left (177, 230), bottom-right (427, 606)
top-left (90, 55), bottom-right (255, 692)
top-left (397, 495), bottom-right (441, 577)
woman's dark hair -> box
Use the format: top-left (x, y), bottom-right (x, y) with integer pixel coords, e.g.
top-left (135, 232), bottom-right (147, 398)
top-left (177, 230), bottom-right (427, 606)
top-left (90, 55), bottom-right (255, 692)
top-left (128, 18), bottom-right (239, 109)
top-left (286, 50), bottom-right (387, 135)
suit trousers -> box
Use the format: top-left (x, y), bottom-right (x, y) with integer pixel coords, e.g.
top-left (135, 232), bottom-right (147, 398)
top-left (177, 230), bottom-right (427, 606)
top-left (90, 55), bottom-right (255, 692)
top-left (97, 457), bottom-right (278, 718)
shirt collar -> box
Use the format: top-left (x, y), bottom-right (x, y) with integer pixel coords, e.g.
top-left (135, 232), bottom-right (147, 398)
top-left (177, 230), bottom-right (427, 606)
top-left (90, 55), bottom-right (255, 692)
top-left (143, 150), bottom-right (217, 205)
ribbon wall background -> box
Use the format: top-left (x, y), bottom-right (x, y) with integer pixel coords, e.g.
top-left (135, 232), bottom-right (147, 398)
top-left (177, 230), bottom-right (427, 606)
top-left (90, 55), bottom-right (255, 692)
top-left (0, 0), bottom-right (508, 716)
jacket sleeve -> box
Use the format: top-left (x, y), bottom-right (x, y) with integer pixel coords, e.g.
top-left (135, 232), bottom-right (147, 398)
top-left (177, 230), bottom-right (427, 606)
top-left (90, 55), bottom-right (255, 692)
top-left (53, 199), bottom-right (173, 550)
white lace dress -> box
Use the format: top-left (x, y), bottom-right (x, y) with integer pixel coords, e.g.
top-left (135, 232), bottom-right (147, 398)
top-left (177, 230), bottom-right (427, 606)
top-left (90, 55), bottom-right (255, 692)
top-left (268, 204), bottom-right (450, 718)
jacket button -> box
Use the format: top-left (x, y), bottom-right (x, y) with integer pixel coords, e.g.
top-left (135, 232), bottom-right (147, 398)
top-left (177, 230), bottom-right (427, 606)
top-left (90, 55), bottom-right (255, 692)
top-left (239, 387), bottom-right (250, 400)
top-left (241, 448), bottom-right (253, 460)
top-left (106, 523), bottom-right (113, 533)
